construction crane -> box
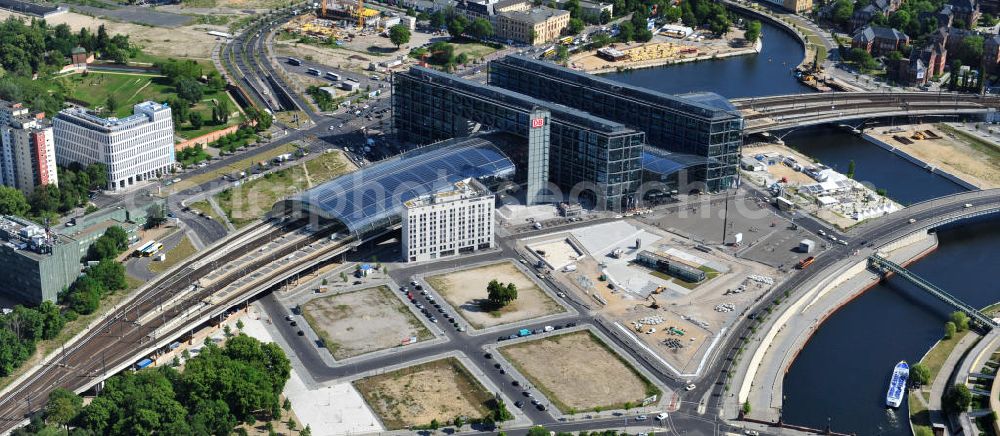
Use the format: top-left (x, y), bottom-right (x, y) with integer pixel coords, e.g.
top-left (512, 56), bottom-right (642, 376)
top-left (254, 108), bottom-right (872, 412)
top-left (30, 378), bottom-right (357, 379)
top-left (356, 0), bottom-right (365, 29)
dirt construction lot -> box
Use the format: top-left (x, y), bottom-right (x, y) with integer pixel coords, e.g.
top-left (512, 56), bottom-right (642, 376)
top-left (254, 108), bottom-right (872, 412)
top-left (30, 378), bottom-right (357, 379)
top-left (425, 262), bottom-right (564, 329)
top-left (302, 286), bottom-right (431, 360)
top-left (499, 330), bottom-right (659, 413)
top-left (353, 358), bottom-right (495, 429)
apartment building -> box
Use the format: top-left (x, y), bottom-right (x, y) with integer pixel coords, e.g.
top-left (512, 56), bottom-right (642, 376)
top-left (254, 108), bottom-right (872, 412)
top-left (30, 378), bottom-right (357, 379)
top-left (0, 100), bottom-right (58, 195)
top-left (53, 101), bottom-right (174, 191)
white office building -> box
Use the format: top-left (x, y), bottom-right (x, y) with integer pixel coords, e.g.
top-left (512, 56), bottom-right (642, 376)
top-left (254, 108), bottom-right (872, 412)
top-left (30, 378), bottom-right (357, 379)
top-left (402, 178), bottom-right (495, 262)
top-left (53, 101), bottom-right (174, 191)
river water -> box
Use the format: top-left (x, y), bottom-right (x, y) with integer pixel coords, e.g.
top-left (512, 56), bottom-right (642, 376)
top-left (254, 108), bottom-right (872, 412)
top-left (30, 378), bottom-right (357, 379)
top-left (605, 17), bottom-right (995, 435)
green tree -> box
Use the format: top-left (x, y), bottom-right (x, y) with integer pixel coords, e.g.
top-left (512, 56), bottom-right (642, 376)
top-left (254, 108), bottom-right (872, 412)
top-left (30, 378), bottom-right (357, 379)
top-left (744, 20), bottom-right (761, 44)
top-left (176, 77), bottom-right (204, 104)
top-left (88, 236), bottom-right (119, 262)
top-left (0, 186), bottom-right (29, 216)
top-left (430, 10), bottom-right (448, 28)
top-left (190, 399), bottom-right (236, 435)
top-left (447, 15), bottom-right (468, 39)
top-left (486, 279), bottom-right (518, 308)
top-left (189, 112), bottom-right (204, 129)
top-left (847, 160), bottom-right (856, 179)
top-left (389, 24), bottom-right (411, 48)
top-left (951, 311), bottom-right (970, 332)
top-left (617, 20), bottom-right (635, 42)
top-left (635, 28), bottom-right (654, 42)
top-left (69, 275), bottom-right (104, 314)
top-left (599, 9), bottom-right (612, 24)
top-left (944, 383), bottom-right (972, 412)
top-left (89, 259), bottom-right (127, 292)
top-left (944, 321), bottom-right (957, 339)
top-left (742, 400), bottom-right (751, 415)
top-left (340, 271), bottom-right (348, 282)
top-left (105, 226), bottom-right (129, 252)
top-left (38, 301), bottom-right (64, 340)
top-left (910, 363), bottom-right (931, 387)
top-left (527, 426), bottom-right (549, 436)
top-left (214, 97), bottom-right (232, 124)
top-left (957, 35), bottom-right (984, 66)
top-left (469, 18), bottom-right (494, 39)
top-left (45, 387), bottom-right (83, 430)
top-left (567, 17), bottom-right (585, 34)
top-left (430, 418), bottom-right (440, 430)
top-left (831, 0), bottom-right (854, 27)
top-left (106, 95), bottom-right (119, 115)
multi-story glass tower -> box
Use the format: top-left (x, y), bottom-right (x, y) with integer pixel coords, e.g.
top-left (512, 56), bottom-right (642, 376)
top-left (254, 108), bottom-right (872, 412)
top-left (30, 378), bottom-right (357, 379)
top-left (393, 66), bottom-right (645, 210)
top-left (489, 55), bottom-right (744, 192)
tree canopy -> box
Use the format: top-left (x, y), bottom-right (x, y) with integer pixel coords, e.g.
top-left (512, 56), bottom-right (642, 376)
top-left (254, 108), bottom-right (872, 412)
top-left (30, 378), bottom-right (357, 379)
top-left (389, 24), bottom-right (411, 48)
top-left (486, 279), bottom-right (518, 309)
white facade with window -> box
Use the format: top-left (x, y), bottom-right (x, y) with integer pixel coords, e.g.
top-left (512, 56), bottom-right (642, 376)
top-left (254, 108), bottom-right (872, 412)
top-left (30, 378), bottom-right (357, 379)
top-left (53, 101), bottom-right (174, 191)
top-left (402, 178), bottom-right (495, 262)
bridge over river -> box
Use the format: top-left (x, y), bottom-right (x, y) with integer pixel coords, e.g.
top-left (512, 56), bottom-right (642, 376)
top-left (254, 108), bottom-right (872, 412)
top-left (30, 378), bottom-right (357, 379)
top-left (732, 92), bottom-right (1000, 134)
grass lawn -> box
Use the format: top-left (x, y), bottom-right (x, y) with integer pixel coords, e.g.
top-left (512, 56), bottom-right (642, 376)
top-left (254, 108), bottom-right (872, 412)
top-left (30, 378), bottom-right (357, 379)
top-left (50, 71), bottom-right (240, 139)
top-left (909, 329), bottom-right (975, 435)
top-left (650, 265), bottom-right (720, 290)
top-left (167, 143), bottom-right (298, 194)
top-left (148, 236), bottom-right (197, 274)
top-left (451, 40), bottom-right (500, 61)
top-left (187, 200), bottom-right (226, 227)
top-left (215, 151), bottom-right (353, 228)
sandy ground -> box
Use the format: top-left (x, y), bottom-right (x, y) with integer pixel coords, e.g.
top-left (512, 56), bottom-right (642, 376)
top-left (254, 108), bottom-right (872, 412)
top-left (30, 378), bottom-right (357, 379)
top-left (426, 262), bottom-right (564, 329)
top-left (526, 237), bottom-right (582, 270)
top-left (0, 9), bottom-right (220, 60)
top-left (274, 15), bottom-right (440, 74)
top-left (568, 29), bottom-right (752, 73)
top-left (543, 220), bottom-right (775, 374)
top-left (353, 358), bottom-right (494, 430)
top-left (500, 330), bottom-right (653, 413)
top-left (869, 123), bottom-right (1000, 189)
top-left (238, 308), bottom-right (384, 435)
top-left (302, 286), bottom-right (431, 360)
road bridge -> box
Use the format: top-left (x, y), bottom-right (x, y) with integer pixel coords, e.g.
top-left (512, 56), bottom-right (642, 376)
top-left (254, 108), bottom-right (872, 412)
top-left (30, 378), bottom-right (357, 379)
top-left (731, 92), bottom-right (1000, 134)
top-left (868, 254), bottom-right (999, 329)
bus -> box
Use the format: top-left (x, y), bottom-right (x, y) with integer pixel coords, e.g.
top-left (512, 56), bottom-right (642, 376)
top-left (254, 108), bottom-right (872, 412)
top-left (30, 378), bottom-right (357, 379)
top-left (796, 256), bottom-right (816, 269)
top-left (307, 68), bottom-right (321, 76)
top-left (136, 241), bottom-right (163, 257)
top-left (559, 36), bottom-right (574, 45)
top-left (287, 57), bottom-right (302, 66)
top-left (542, 46), bottom-right (556, 57)
top-left (326, 71), bottom-right (340, 81)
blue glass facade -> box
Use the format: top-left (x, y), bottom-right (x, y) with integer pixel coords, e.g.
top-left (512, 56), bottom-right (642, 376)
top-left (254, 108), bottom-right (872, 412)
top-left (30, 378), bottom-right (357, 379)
top-left (489, 55), bottom-right (744, 192)
top-left (392, 66), bottom-right (645, 210)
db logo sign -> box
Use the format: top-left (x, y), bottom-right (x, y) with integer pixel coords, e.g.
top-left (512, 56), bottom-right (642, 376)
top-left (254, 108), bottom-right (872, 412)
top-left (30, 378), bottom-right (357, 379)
top-left (531, 118), bottom-right (545, 128)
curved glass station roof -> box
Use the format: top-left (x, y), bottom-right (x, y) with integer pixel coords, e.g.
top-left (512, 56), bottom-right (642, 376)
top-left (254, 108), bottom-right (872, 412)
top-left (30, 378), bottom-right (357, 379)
top-left (642, 147), bottom-right (716, 176)
top-left (284, 136), bottom-right (515, 235)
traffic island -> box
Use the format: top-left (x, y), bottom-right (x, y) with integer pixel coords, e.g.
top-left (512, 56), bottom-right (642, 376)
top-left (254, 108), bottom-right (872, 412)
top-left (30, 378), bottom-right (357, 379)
top-left (497, 330), bottom-right (661, 414)
top-left (352, 357), bottom-right (501, 430)
top-left (301, 286), bottom-right (432, 360)
top-left (424, 261), bottom-right (565, 330)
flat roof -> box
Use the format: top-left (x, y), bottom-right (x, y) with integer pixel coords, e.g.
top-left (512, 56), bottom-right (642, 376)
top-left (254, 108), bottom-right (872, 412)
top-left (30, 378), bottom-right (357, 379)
top-left (499, 6), bottom-right (569, 23)
top-left (282, 135), bottom-right (515, 235)
top-left (494, 55), bottom-right (742, 121)
top-left (402, 66), bottom-right (637, 134)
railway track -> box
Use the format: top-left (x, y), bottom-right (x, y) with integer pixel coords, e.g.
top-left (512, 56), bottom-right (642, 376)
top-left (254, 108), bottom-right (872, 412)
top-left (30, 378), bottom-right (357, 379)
top-left (0, 218), bottom-right (318, 430)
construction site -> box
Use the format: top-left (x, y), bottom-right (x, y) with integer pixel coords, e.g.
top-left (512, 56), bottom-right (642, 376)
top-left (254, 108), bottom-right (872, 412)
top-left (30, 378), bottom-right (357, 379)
top-left (517, 220), bottom-right (777, 376)
top-left (280, 0), bottom-right (415, 43)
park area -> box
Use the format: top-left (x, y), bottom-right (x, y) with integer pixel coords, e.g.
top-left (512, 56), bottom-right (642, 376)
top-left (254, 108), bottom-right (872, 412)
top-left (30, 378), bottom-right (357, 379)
top-left (49, 71), bottom-right (241, 139)
top-left (498, 330), bottom-right (660, 413)
top-left (215, 150), bottom-right (354, 228)
top-left (353, 358), bottom-right (496, 430)
top-left (425, 262), bottom-right (564, 329)
top-left (301, 286), bottom-right (432, 360)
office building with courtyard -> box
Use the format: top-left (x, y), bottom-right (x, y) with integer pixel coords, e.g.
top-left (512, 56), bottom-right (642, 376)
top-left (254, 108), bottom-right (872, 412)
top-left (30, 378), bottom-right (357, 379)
top-left (53, 101), bottom-right (175, 191)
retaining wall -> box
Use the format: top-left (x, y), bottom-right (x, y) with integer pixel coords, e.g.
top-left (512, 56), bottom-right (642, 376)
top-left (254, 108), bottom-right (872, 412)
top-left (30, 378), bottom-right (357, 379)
top-left (861, 132), bottom-right (979, 191)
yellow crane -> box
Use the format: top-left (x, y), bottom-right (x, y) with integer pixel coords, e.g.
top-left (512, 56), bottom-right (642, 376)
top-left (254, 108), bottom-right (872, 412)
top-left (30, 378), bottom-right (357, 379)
top-left (356, 0), bottom-right (364, 29)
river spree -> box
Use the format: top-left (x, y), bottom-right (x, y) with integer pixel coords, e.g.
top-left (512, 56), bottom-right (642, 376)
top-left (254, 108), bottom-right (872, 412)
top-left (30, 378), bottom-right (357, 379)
top-left (604, 20), bottom-right (812, 98)
top-left (605, 16), bottom-right (993, 436)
